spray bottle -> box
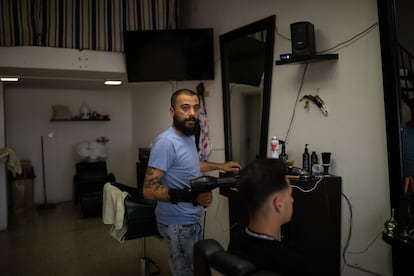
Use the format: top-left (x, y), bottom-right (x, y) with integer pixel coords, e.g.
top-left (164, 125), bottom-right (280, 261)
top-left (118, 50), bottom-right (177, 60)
top-left (270, 136), bottom-right (279, 159)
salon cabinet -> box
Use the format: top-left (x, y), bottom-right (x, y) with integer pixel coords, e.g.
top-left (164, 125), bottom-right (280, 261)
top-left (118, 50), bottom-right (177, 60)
top-left (220, 176), bottom-right (342, 275)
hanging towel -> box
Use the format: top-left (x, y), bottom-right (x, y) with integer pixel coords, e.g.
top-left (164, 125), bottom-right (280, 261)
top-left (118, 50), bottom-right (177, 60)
top-left (0, 147), bottom-right (22, 177)
top-left (198, 90), bottom-right (212, 161)
top-left (102, 183), bottom-right (130, 242)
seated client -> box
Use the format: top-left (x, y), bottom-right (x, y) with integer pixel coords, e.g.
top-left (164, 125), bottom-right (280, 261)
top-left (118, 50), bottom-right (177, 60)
top-left (228, 158), bottom-right (314, 276)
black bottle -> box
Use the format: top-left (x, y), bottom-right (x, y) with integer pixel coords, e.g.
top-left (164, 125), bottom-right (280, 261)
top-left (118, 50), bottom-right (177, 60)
top-left (311, 151), bottom-right (318, 167)
top-left (280, 143), bottom-right (288, 162)
top-left (302, 144), bottom-right (310, 172)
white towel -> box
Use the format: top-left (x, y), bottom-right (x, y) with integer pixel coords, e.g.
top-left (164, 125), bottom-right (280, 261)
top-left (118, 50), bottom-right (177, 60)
top-left (102, 183), bottom-right (129, 242)
top-left (0, 147), bottom-right (22, 177)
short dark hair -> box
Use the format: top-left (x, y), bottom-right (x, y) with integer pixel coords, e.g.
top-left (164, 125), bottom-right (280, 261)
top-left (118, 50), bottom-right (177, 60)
top-left (238, 158), bottom-right (288, 216)
top-left (170, 89), bottom-right (199, 108)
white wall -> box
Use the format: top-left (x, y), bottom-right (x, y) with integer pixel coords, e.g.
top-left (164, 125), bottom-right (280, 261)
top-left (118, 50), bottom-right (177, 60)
top-left (182, 0), bottom-right (392, 275)
top-left (4, 88), bottom-right (134, 203)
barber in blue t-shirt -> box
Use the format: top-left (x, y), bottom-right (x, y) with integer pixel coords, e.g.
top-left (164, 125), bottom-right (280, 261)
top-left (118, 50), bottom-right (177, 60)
top-left (143, 88), bottom-right (240, 276)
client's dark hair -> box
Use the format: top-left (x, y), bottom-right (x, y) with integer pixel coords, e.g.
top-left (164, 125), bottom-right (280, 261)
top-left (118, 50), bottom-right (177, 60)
top-left (238, 158), bottom-right (288, 216)
top-left (170, 89), bottom-right (199, 108)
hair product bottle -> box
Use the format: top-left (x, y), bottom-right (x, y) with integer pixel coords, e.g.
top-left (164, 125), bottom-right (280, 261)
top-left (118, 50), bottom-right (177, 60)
top-left (280, 143), bottom-right (288, 162)
top-left (311, 151), bottom-right (318, 167)
top-left (270, 136), bottom-right (279, 159)
top-left (80, 101), bottom-right (90, 119)
top-left (302, 144), bottom-right (310, 172)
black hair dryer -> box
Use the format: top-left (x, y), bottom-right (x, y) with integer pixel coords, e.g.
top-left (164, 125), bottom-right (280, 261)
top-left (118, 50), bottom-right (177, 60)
top-left (190, 175), bottom-right (239, 192)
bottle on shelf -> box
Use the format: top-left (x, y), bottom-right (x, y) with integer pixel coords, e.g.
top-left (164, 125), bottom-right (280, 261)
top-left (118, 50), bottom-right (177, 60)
top-left (311, 151), bottom-right (318, 167)
top-left (280, 142), bottom-right (288, 162)
top-left (80, 101), bottom-right (91, 119)
top-left (270, 136), bottom-right (279, 159)
top-left (302, 144), bottom-right (310, 172)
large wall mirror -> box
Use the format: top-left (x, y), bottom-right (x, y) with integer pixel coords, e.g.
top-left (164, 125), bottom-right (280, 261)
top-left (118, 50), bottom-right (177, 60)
top-left (377, 0), bottom-right (414, 216)
top-left (220, 15), bottom-right (275, 166)
top-left (377, 1), bottom-right (414, 273)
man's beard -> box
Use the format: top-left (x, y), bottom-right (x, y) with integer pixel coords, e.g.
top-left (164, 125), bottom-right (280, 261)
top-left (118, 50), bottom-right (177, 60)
top-left (173, 116), bottom-right (199, 136)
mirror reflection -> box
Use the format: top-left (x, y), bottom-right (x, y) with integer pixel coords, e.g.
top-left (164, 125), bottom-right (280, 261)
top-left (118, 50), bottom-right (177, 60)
top-left (402, 98), bottom-right (414, 193)
top-left (394, 1), bottom-right (414, 214)
top-left (230, 84), bottom-right (262, 166)
top-left (220, 16), bottom-right (275, 167)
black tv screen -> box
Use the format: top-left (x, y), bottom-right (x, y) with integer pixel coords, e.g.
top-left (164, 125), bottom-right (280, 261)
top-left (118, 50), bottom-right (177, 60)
top-left (123, 29), bottom-right (214, 82)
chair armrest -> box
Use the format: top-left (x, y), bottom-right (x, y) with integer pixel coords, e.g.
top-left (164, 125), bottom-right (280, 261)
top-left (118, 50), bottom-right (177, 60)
top-left (210, 251), bottom-right (256, 276)
top-left (124, 197), bottom-right (157, 222)
top-left (194, 239), bottom-right (225, 276)
top-left (123, 195), bottom-right (159, 240)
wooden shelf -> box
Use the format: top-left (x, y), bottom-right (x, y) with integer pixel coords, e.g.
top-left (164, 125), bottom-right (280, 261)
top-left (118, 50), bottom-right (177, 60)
top-left (50, 118), bottom-right (110, 122)
top-left (275, 53), bottom-right (338, 65)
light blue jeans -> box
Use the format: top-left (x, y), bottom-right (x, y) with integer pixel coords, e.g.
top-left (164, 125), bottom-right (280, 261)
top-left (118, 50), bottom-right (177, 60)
top-left (157, 222), bottom-right (202, 276)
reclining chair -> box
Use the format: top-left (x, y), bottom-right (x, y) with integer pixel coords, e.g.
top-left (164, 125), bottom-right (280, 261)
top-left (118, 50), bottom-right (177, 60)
top-left (73, 161), bottom-right (115, 216)
top-left (194, 239), bottom-right (282, 276)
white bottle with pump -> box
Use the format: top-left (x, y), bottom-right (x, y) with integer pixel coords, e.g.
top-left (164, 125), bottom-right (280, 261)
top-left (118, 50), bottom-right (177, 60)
top-left (270, 136), bottom-right (279, 159)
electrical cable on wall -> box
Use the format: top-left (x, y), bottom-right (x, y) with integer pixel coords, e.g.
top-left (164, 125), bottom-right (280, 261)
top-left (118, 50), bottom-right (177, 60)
top-left (279, 21), bottom-right (378, 144)
top-left (284, 62), bottom-right (308, 143)
top-left (274, 17), bottom-right (378, 54)
top-left (318, 22), bottom-right (379, 54)
top-left (341, 192), bottom-right (384, 276)
top-left (273, 16), bottom-right (384, 275)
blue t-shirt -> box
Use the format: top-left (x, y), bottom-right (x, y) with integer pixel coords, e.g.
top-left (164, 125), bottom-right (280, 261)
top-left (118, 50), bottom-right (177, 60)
top-left (402, 123), bottom-right (414, 177)
top-left (148, 127), bottom-right (202, 225)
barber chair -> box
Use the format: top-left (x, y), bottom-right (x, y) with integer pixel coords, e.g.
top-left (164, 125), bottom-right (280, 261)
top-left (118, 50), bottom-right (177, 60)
top-left (194, 239), bottom-right (281, 276)
top-left (110, 182), bottom-right (160, 276)
top-left (73, 161), bottom-right (115, 217)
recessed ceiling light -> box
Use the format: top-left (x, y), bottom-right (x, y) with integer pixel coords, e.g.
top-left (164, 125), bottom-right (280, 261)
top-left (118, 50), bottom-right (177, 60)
top-left (104, 80), bottom-right (122, 86)
top-left (1, 77), bottom-right (19, 82)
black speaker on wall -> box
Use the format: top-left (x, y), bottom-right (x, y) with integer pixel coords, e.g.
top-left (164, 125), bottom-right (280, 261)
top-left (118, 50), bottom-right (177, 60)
top-left (290, 22), bottom-right (316, 57)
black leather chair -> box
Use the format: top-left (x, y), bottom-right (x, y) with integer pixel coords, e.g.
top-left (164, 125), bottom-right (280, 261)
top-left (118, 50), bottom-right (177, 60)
top-left (110, 182), bottom-right (159, 239)
top-left (109, 182), bottom-right (160, 275)
top-left (194, 239), bottom-right (281, 276)
top-left (73, 161), bottom-right (115, 217)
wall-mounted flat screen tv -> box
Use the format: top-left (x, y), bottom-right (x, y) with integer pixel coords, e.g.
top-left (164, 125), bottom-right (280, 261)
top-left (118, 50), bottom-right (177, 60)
top-left (123, 28), bottom-right (214, 82)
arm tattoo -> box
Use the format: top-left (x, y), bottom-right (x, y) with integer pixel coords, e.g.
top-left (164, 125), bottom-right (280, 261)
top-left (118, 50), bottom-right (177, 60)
top-left (144, 167), bottom-right (170, 199)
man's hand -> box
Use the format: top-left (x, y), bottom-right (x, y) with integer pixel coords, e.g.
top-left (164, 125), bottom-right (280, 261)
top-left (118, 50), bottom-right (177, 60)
top-left (196, 191), bottom-right (213, 207)
top-left (222, 161), bottom-right (241, 173)
top-left (199, 160), bottom-right (242, 173)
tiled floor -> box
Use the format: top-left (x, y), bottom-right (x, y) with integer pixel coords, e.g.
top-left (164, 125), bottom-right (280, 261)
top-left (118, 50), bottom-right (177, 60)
top-left (0, 202), bottom-right (171, 276)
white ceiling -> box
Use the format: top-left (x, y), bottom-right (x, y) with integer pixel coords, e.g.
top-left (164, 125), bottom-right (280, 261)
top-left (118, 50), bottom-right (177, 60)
top-left (0, 66), bottom-right (133, 90)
